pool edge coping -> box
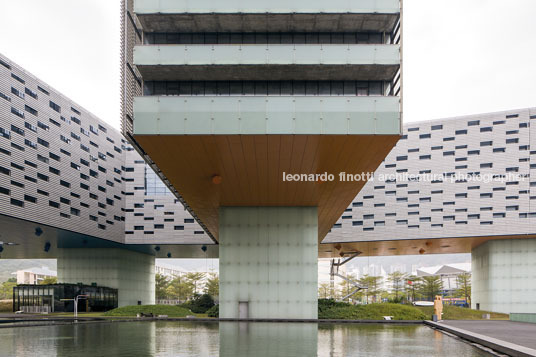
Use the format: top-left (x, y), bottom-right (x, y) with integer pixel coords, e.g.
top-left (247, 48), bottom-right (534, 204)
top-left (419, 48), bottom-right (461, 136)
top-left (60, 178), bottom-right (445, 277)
top-left (424, 321), bottom-right (536, 357)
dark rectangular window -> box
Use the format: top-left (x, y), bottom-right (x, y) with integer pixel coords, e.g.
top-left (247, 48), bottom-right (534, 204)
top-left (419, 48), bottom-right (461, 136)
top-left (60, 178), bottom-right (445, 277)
top-left (11, 107), bottom-right (24, 118)
top-left (36, 122), bottom-right (49, 132)
top-left (37, 138), bottom-right (49, 148)
top-left (0, 166), bottom-right (10, 176)
top-left (10, 124), bottom-right (24, 136)
top-left (11, 73), bottom-right (25, 84)
top-left (24, 139), bottom-right (37, 149)
top-left (49, 101), bottom-right (61, 112)
top-left (0, 91), bottom-right (10, 102)
top-left (11, 87), bottom-right (24, 99)
top-left (25, 87), bottom-right (38, 99)
top-left (24, 194), bottom-right (37, 203)
top-left (1, 187), bottom-right (12, 195)
top-left (49, 167), bottom-right (60, 175)
top-left (0, 58), bottom-right (11, 69)
top-left (37, 173), bottom-right (49, 181)
top-left (37, 86), bottom-right (49, 95)
top-left (10, 198), bottom-right (24, 207)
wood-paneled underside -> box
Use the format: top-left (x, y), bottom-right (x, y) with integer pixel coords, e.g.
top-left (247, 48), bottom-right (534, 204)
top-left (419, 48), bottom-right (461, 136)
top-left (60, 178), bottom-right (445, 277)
top-left (318, 234), bottom-right (536, 258)
top-left (134, 134), bottom-right (399, 241)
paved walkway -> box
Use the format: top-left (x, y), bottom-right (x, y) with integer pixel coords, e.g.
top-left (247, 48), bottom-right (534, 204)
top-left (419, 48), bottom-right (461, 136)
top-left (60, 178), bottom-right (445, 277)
top-left (442, 320), bottom-right (536, 350)
top-left (426, 320), bottom-right (536, 357)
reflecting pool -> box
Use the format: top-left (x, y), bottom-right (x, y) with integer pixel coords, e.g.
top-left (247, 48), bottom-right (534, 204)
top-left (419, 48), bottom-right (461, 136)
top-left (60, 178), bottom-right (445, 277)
top-left (0, 321), bottom-right (489, 356)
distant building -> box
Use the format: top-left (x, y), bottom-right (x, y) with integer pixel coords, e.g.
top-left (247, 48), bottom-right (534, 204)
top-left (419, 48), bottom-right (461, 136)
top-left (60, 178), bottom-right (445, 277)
top-left (155, 264), bottom-right (184, 279)
top-left (13, 283), bottom-right (117, 313)
top-left (13, 267), bottom-right (57, 285)
top-left (415, 263), bottom-right (471, 293)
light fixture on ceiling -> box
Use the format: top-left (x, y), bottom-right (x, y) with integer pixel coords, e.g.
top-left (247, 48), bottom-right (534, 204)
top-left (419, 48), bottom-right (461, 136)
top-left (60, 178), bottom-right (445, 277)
top-left (212, 175), bottom-right (222, 184)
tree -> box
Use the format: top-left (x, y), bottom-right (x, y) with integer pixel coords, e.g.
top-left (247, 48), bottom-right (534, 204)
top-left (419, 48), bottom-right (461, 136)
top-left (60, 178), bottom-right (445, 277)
top-left (0, 280), bottom-right (17, 300)
top-left (40, 277), bottom-right (57, 285)
top-left (358, 275), bottom-right (383, 303)
top-left (185, 272), bottom-right (206, 295)
top-left (387, 271), bottom-right (407, 302)
top-left (204, 273), bottom-right (219, 299)
top-left (455, 272), bottom-right (471, 305)
top-left (318, 283), bottom-right (331, 299)
top-left (7, 278), bottom-right (16, 283)
top-left (406, 275), bottom-right (421, 302)
top-left (155, 273), bottom-right (170, 300)
top-left (167, 276), bottom-right (194, 302)
top-left (419, 276), bottom-right (443, 301)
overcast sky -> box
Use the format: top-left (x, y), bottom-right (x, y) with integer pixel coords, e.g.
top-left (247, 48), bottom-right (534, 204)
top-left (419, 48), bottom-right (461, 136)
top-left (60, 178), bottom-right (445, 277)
top-left (0, 0), bottom-right (535, 129)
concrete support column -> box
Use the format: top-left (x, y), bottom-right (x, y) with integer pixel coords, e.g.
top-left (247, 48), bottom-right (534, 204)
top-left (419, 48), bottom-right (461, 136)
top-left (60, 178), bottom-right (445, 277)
top-left (57, 248), bottom-right (155, 307)
top-left (219, 207), bottom-right (318, 319)
top-left (472, 239), bottom-right (536, 314)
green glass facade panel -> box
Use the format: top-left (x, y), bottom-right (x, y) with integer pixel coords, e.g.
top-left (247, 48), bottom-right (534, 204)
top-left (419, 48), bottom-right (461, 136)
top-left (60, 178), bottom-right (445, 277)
top-left (134, 0), bottom-right (401, 14)
top-left (213, 98), bottom-right (242, 134)
top-left (238, 97), bottom-right (267, 134)
top-left (134, 44), bottom-right (400, 66)
top-left (133, 96), bottom-right (400, 135)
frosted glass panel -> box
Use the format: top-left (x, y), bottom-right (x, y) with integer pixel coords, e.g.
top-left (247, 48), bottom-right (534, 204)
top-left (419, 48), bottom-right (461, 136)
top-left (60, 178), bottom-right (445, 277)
top-left (472, 239), bottom-right (536, 314)
top-left (219, 207), bottom-right (318, 319)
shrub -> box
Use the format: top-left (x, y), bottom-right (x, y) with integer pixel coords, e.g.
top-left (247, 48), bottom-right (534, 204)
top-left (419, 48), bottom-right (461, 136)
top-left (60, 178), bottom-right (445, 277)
top-left (183, 294), bottom-right (215, 314)
top-left (206, 304), bottom-right (219, 317)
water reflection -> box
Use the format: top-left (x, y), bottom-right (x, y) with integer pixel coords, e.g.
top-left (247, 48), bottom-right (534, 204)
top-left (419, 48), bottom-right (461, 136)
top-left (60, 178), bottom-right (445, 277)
top-left (0, 321), bottom-right (489, 356)
top-left (318, 324), bottom-right (489, 357)
top-left (220, 322), bottom-right (317, 357)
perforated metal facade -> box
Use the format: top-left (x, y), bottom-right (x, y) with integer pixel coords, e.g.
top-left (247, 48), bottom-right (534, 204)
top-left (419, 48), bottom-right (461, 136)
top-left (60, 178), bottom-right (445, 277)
top-left (325, 108), bottom-right (536, 244)
top-left (0, 53), bottom-right (211, 246)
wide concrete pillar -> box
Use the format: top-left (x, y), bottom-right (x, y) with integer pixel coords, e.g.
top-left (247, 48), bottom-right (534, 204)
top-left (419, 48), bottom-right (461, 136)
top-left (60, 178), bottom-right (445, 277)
top-left (219, 207), bottom-right (318, 319)
top-left (57, 248), bottom-right (155, 307)
top-left (472, 239), bottom-right (536, 314)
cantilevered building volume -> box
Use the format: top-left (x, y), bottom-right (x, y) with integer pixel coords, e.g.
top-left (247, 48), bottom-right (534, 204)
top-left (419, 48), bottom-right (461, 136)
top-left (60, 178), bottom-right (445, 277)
top-left (122, 0), bottom-right (402, 318)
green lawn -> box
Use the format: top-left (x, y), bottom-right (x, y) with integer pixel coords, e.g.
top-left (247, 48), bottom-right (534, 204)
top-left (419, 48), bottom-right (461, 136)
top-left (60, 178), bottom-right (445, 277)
top-left (103, 304), bottom-right (192, 317)
top-left (319, 300), bottom-right (427, 320)
top-left (415, 305), bottom-right (509, 320)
